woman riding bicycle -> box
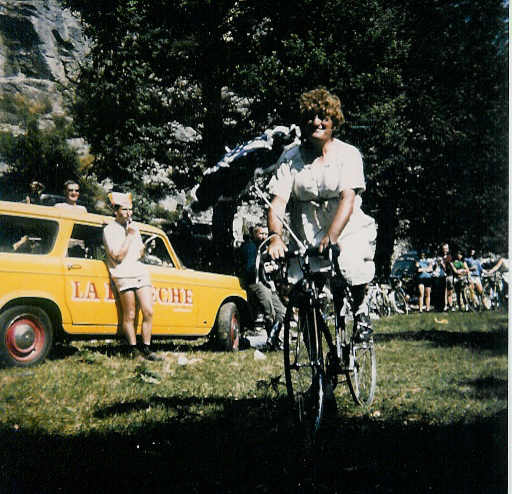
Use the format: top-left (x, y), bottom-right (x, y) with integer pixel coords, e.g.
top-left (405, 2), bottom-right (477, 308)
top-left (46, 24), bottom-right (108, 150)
top-left (266, 88), bottom-right (377, 341)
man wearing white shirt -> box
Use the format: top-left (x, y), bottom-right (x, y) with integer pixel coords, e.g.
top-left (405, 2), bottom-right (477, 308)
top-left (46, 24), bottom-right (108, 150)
top-left (103, 192), bottom-right (161, 361)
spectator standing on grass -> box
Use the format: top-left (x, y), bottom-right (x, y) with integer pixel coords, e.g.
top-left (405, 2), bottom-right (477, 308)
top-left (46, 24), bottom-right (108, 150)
top-left (441, 243), bottom-right (456, 311)
top-left (267, 88), bottom-right (376, 342)
top-left (430, 255), bottom-right (446, 311)
top-left (465, 249), bottom-right (484, 301)
top-left (239, 224), bottom-right (286, 350)
top-left (103, 192), bottom-right (161, 361)
top-left (453, 250), bottom-right (470, 311)
top-left (484, 252), bottom-right (509, 298)
top-left (416, 251), bottom-right (432, 312)
top-left (55, 180), bottom-right (87, 212)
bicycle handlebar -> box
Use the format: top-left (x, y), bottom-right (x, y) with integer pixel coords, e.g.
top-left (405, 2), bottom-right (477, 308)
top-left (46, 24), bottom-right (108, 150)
top-left (257, 243), bottom-right (342, 289)
top-left (261, 243), bottom-right (340, 264)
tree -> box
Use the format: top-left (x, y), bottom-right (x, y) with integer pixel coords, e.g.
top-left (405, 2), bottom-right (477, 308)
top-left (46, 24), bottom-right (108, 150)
top-left (0, 118), bottom-right (97, 207)
top-left (388, 0), bottom-right (508, 257)
top-left (62, 0), bottom-right (507, 274)
top-left (63, 0), bottom-right (263, 198)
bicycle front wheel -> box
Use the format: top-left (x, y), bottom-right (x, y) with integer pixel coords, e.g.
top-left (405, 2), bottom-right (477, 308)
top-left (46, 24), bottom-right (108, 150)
top-left (283, 306), bottom-right (325, 436)
top-left (347, 337), bottom-right (377, 407)
top-left (463, 285), bottom-right (478, 312)
top-left (376, 291), bottom-right (391, 317)
top-left (481, 283), bottom-right (492, 310)
top-left (394, 290), bottom-right (409, 314)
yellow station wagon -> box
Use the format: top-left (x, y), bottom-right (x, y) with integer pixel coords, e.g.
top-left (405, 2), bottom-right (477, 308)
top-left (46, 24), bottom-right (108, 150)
top-left (0, 201), bottom-right (249, 367)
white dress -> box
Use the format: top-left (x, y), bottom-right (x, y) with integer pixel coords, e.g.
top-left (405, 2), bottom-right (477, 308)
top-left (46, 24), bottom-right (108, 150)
top-left (268, 139), bottom-right (376, 285)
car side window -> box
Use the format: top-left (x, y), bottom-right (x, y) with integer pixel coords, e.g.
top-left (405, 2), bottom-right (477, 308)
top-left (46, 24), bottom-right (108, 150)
top-left (141, 234), bottom-right (174, 267)
top-left (67, 223), bottom-right (106, 261)
top-left (0, 214), bottom-right (58, 254)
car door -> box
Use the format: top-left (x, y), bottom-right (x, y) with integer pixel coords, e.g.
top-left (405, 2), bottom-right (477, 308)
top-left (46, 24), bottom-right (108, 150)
top-left (140, 233), bottom-right (198, 334)
top-left (63, 222), bottom-right (119, 333)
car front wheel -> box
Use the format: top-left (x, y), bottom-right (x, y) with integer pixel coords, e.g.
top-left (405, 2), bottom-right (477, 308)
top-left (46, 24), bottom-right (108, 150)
top-left (0, 305), bottom-right (54, 367)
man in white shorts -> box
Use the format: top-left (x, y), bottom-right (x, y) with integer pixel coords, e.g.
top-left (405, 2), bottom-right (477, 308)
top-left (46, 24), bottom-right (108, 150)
top-left (103, 192), bottom-right (161, 360)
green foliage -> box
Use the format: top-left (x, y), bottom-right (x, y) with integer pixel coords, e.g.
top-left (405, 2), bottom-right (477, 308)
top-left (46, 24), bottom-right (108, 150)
top-left (388, 0), bottom-right (509, 255)
top-left (0, 118), bottom-right (96, 207)
top-left (61, 0), bottom-right (508, 269)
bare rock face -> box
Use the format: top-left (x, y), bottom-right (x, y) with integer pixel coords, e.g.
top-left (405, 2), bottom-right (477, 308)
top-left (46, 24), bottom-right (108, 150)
top-left (0, 0), bottom-right (87, 133)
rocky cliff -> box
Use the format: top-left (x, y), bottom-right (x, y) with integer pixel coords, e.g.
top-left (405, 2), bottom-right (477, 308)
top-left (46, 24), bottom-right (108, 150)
top-left (0, 0), bottom-right (87, 134)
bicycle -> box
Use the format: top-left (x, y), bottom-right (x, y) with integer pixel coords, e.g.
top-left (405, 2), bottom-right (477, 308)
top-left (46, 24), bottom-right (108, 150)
top-left (367, 282), bottom-right (392, 318)
top-left (389, 278), bottom-right (409, 314)
top-left (258, 243), bottom-right (376, 437)
top-left (482, 272), bottom-right (506, 311)
top-left (459, 274), bottom-right (482, 312)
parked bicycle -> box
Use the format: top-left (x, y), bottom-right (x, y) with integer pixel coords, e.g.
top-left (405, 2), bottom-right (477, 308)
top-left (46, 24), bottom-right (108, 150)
top-left (459, 274), bottom-right (483, 312)
top-left (367, 282), bottom-right (392, 318)
top-left (388, 278), bottom-right (409, 314)
top-left (258, 243), bottom-right (376, 438)
top-left (482, 272), bottom-right (506, 311)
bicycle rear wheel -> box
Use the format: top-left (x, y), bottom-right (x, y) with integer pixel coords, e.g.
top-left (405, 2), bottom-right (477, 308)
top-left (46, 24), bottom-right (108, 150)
top-left (283, 306), bottom-right (326, 436)
top-left (347, 337), bottom-right (377, 407)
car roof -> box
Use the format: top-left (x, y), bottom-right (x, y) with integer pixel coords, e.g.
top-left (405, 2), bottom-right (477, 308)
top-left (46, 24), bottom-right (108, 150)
top-left (0, 200), bottom-right (165, 235)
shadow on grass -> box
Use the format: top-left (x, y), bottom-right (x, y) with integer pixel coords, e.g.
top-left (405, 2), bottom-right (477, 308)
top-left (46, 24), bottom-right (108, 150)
top-left (0, 393), bottom-right (506, 494)
top-left (47, 339), bottom-right (213, 362)
top-left (458, 377), bottom-right (508, 400)
top-left (49, 335), bottom-right (258, 362)
top-left (375, 328), bottom-right (507, 355)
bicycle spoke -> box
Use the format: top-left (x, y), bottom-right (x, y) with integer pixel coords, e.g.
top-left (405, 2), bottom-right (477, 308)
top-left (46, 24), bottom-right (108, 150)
top-left (283, 307), bottom-right (326, 437)
top-left (347, 337), bottom-right (376, 407)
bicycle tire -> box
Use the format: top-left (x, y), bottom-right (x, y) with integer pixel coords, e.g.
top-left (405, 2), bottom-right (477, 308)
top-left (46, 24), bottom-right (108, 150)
top-left (375, 291), bottom-right (390, 317)
top-left (481, 282), bottom-right (493, 310)
top-left (464, 285), bottom-right (481, 312)
top-left (283, 305), bottom-right (326, 436)
top-left (394, 290), bottom-right (409, 315)
top-left (347, 336), bottom-right (377, 407)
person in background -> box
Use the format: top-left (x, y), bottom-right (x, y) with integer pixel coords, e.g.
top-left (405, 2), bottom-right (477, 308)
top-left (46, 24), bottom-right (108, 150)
top-left (440, 243), bottom-right (456, 311)
top-left (484, 253), bottom-right (509, 276)
top-left (430, 255), bottom-right (446, 311)
top-left (416, 251), bottom-right (432, 312)
top-left (267, 87), bottom-right (376, 341)
top-left (239, 224), bottom-right (286, 349)
top-left (465, 248), bottom-right (484, 303)
top-left (453, 250), bottom-right (470, 311)
top-left (55, 180), bottom-right (87, 212)
top-left (25, 180), bottom-right (45, 204)
top-left (484, 252), bottom-right (509, 301)
top-left (102, 192), bottom-right (161, 361)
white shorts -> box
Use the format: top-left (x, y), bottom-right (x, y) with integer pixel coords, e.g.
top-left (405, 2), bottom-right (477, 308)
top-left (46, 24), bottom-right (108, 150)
top-left (113, 272), bottom-right (151, 293)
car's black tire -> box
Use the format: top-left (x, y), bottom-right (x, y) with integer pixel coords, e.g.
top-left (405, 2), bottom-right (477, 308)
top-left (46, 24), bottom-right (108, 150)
top-left (214, 302), bottom-right (240, 351)
top-left (0, 305), bottom-right (54, 367)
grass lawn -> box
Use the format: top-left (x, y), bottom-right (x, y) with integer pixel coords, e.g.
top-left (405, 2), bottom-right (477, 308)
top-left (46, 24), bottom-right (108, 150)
top-left (0, 311), bottom-right (507, 493)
